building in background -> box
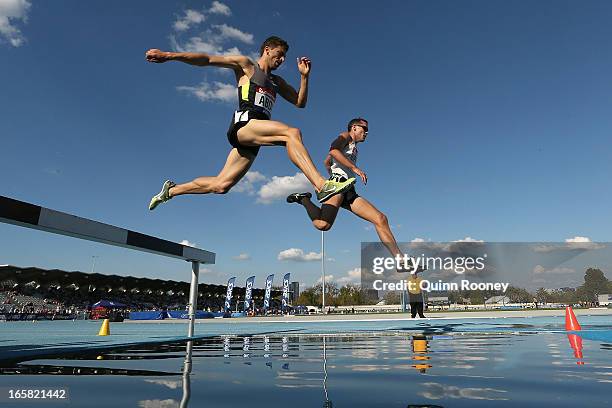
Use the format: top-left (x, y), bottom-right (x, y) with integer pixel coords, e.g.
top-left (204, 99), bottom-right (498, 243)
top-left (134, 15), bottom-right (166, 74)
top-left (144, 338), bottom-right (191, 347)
top-left (289, 281), bottom-right (299, 304)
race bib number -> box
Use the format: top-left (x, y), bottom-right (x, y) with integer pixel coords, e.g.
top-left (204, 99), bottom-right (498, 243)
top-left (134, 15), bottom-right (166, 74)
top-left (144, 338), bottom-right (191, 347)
top-left (255, 86), bottom-right (276, 116)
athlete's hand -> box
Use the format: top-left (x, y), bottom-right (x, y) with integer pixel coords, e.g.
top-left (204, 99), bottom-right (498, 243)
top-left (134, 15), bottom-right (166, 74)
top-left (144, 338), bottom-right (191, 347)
top-left (353, 167), bottom-right (368, 185)
top-left (146, 49), bottom-right (170, 63)
top-left (297, 57), bottom-right (311, 76)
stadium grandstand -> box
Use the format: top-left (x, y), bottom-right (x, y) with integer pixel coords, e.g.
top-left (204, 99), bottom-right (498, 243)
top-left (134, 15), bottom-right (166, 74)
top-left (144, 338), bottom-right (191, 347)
top-left (0, 265), bottom-right (281, 319)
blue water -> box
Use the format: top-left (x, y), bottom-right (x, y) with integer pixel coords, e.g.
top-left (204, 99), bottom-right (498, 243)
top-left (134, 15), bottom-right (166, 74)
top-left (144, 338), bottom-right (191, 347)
top-left (1, 316), bottom-right (611, 407)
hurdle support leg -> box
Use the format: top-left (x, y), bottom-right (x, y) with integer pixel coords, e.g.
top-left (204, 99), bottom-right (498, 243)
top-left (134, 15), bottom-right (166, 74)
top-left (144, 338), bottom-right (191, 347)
top-left (187, 261), bottom-right (200, 338)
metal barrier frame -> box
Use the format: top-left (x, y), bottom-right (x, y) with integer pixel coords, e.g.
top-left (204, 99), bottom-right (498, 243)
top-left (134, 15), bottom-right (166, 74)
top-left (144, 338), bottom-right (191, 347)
top-left (0, 195), bottom-right (215, 337)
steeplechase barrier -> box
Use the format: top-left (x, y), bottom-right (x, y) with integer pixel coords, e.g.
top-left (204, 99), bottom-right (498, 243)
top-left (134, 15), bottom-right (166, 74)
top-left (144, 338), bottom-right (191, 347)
top-left (0, 195), bottom-right (215, 337)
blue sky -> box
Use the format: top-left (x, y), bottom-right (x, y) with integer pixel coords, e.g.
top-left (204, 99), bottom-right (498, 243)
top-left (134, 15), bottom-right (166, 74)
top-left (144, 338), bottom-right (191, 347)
top-left (1, 0), bottom-right (611, 290)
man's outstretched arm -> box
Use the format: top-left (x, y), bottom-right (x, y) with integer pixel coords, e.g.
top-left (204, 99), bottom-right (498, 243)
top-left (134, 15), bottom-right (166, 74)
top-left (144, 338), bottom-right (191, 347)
top-left (275, 57), bottom-right (311, 108)
top-left (145, 49), bottom-right (253, 74)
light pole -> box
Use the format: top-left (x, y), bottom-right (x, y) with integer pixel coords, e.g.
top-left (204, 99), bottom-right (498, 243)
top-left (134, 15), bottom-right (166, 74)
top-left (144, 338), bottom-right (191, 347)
top-left (321, 231), bottom-right (325, 314)
top-left (90, 255), bottom-right (98, 273)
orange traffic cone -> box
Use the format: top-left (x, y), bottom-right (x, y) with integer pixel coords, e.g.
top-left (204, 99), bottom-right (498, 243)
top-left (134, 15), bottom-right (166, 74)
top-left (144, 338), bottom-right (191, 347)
top-left (565, 306), bottom-right (584, 364)
top-left (565, 306), bottom-right (581, 331)
top-left (567, 334), bottom-right (584, 361)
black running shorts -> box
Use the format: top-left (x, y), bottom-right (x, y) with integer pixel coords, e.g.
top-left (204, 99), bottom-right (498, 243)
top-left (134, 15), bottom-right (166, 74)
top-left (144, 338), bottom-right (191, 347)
top-left (329, 174), bottom-right (360, 209)
top-left (227, 110), bottom-right (268, 155)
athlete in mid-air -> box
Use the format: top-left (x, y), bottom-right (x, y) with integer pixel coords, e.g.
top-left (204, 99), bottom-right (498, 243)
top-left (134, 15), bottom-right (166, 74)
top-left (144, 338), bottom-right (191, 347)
top-left (287, 118), bottom-right (422, 272)
top-left (146, 36), bottom-right (355, 210)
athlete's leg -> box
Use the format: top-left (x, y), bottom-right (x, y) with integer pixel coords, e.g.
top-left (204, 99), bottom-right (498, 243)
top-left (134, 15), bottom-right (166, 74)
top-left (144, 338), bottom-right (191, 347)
top-left (170, 148), bottom-right (256, 196)
top-left (237, 119), bottom-right (326, 190)
top-left (297, 194), bottom-right (343, 231)
top-left (348, 197), bottom-right (402, 258)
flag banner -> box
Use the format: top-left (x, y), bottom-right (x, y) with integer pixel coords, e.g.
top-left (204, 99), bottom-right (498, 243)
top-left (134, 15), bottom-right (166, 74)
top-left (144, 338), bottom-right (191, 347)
top-left (224, 277), bottom-right (236, 312)
top-left (282, 273), bottom-right (291, 311)
top-left (244, 276), bottom-right (255, 311)
top-left (263, 274), bottom-right (274, 310)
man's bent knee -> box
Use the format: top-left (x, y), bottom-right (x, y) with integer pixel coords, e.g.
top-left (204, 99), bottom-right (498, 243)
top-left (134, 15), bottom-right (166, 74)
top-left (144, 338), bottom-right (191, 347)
top-left (285, 127), bottom-right (303, 143)
top-left (313, 220), bottom-right (332, 231)
top-left (375, 212), bottom-right (388, 227)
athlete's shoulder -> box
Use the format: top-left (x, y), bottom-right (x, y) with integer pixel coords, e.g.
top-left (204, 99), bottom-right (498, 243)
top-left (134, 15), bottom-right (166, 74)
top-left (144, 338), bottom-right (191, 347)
top-left (269, 73), bottom-right (287, 85)
top-left (329, 132), bottom-right (351, 151)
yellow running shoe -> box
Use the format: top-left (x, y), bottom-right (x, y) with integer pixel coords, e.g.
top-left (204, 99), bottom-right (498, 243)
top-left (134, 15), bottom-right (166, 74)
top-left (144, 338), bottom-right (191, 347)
top-left (316, 177), bottom-right (356, 203)
top-left (148, 180), bottom-right (176, 210)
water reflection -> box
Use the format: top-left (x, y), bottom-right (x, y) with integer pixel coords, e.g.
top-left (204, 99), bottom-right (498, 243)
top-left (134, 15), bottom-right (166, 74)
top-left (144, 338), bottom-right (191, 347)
top-left (411, 335), bottom-right (432, 373)
top-left (0, 364), bottom-right (178, 376)
top-left (0, 328), bottom-right (610, 407)
top-left (566, 333), bottom-right (585, 365)
top-left (323, 336), bottom-right (332, 408)
top-left (179, 340), bottom-right (193, 408)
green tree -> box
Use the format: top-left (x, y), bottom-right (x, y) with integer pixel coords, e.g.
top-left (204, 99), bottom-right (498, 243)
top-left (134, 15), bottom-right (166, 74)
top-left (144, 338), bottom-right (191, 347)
top-left (506, 286), bottom-right (533, 303)
top-left (383, 290), bottom-right (400, 305)
top-left (535, 288), bottom-right (549, 304)
top-left (575, 286), bottom-right (590, 304)
top-left (336, 284), bottom-right (373, 306)
top-left (447, 291), bottom-right (463, 304)
top-left (548, 290), bottom-right (577, 305)
top-left (468, 291), bottom-right (485, 305)
top-left (296, 287), bottom-right (318, 306)
top-left (581, 268), bottom-right (609, 302)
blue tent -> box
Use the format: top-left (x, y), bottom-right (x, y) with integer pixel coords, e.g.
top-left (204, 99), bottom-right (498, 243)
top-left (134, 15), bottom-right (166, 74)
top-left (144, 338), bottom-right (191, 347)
top-left (92, 300), bottom-right (127, 308)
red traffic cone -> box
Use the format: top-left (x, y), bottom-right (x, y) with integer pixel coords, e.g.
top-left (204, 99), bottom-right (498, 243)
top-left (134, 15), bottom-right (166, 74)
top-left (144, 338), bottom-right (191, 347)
top-left (565, 306), bottom-right (581, 331)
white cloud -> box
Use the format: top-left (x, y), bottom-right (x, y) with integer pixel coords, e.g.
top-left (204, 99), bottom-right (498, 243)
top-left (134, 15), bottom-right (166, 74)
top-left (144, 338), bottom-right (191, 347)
top-left (138, 400), bottom-right (179, 408)
top-left (233, 253), bottom-right (251, 261)
top-left (179, 239), bottom-right (196, 247)
top-left (213, 24), bottom-right (254, 44)
top-left (144, 379), bottom-right (182, 389)
top-left (171, 35), bottom-right (217, 53)
top-left (315, 274), bottom-right (334, 284)
top-left (233, 171), bottom-right (267, 195)
top-left (564, 236), bottom-right (604, 250)
top-left (173, 2), bottom-right (231, 33)
top-left (533, 265), bottom-right (576, 275)
top-left (337, 267), bottom-right (361, 285)
top-left (176, 81), bottom-right (235, 103)
top-left (171, 34), bottom-right (246, 56)
top-left (0, 0), bottom-right (31, 47)
top-left (411, 238), bottom-right (426, 243)
top-left (257, 172), bottom-right (312, 204)
top-left (209, 1), bottom-right (231, 16)
top-left (278, 248), bottom-right (322, 262)
top-left (565, 236), bottom-right (591, 243)
top-left (419, 382), bottom-right (508, 401)
top-left (453, 236), bottom-right (484, 243)
top-left (533, 237), bottom-right (605, 253)
top-left (173, 9), bottom-right (205, 32)
top-left (169, 2), bottom-right (255, 104)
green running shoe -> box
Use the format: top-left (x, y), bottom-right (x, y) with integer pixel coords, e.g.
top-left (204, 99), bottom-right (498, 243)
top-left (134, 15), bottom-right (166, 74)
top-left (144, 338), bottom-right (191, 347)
top-left (148, 180), bottom-right (176, 211)
top-left (316, 177), bottom-right (356, 203)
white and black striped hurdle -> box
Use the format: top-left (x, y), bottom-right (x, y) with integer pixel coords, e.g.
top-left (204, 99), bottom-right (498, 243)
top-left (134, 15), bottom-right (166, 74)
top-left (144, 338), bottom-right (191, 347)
top-left (0, 195), bottom-right (215, 337)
